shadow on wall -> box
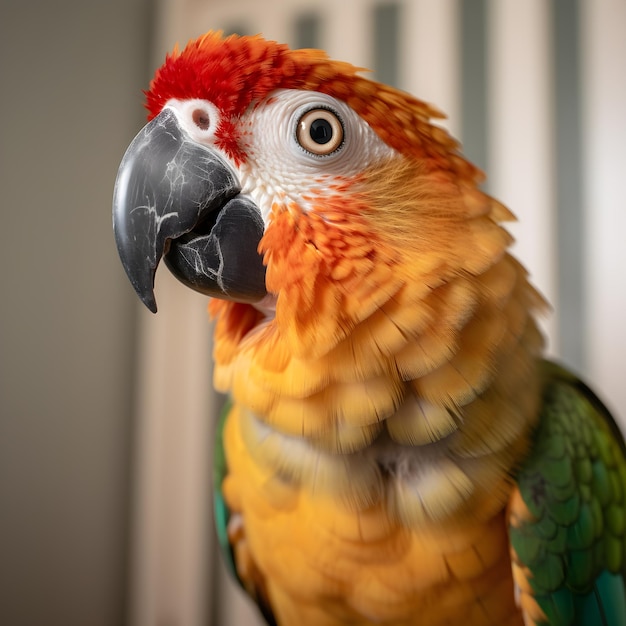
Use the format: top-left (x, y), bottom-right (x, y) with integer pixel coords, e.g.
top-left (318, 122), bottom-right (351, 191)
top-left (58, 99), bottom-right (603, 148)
top-left (0, 1), bottom-right (154, 625)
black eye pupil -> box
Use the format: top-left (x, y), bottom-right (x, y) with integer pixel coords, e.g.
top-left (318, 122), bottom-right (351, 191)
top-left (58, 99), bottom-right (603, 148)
top-left (309, 118), bottom-right (333, 144)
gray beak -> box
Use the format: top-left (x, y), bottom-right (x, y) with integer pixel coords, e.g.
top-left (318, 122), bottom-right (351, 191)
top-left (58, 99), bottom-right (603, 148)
top-left (112, 107), bottom-right (267, 312)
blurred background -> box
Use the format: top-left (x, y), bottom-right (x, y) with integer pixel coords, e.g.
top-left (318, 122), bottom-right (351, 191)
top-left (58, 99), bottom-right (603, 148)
top-left (1, 0), bottom-right (624, 625)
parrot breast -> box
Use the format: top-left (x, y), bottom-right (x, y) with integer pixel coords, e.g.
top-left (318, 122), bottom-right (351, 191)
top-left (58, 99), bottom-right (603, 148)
top-left (222, 402), bottom-right (526, 626)
top-left (212, 173), bottom-right (545, 622)
top-left (211, 152), bottom-right (547, 528)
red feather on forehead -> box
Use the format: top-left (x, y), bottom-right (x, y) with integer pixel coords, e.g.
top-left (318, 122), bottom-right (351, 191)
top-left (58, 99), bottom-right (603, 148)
top-left (145, 31), bottom-right (317, 119)
top-left (145, 31), bottom-right (479, 178)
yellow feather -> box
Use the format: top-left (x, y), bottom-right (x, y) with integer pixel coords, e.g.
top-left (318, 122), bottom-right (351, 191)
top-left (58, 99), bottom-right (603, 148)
top-left (385, 393), bottom-right (459, 445)
top-left (394, 323), bottom-right (460, 381)
top-left (250, 354), bottom-right (329, 399)
top-left (460, 184), bottom-right (493, 218)
top-left (489, 198), bottom-right (517, 222)
top-left (475, 254), bottom-right (519, 306)
top-left (257, 373), bottom-right (404, 440)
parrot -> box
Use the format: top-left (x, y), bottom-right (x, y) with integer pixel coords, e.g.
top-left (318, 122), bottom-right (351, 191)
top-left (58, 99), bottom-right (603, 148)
top-left (112, 31), bottom-right (626, 626)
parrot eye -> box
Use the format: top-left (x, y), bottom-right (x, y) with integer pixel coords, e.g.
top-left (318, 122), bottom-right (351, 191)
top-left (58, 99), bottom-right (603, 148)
top-left (296, 108), bottom-right (344, 156)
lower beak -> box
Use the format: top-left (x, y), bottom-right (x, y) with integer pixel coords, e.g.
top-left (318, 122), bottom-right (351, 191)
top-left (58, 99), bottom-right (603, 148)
top-left (112, 108), bottom-right (267, 312)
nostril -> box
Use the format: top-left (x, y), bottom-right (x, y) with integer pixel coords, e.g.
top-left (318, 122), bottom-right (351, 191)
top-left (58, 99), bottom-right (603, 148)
top-left (192, 108), bottom-right (210, 130)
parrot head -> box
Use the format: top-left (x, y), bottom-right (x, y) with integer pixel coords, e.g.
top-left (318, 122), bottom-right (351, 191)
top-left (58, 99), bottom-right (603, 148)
top-left (113, 30), bottom-right (511, 329)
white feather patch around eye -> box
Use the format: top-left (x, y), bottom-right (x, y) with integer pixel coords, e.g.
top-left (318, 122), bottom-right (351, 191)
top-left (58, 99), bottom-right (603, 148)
top-left (164, 98), bottom-right (221, 145)
top-left (242, 89), bottom-right (397, 180)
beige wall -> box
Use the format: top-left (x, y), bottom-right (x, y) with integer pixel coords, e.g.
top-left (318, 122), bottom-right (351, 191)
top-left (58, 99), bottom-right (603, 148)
top-left (0, 1), bottom-right (153, 624)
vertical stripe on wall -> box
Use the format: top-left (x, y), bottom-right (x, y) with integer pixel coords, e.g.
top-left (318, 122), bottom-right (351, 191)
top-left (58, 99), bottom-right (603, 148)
top-left (553, 0), bottom-right (585, 371)
top-left (294, 12), bottom-right (321, 49)
top-left (373, 2), bottom-right (401, 87)
top-left (460, 0), bottom-right (488, 174)
top-left (580, 0), bottom-right (626, 421)
top-left (486, 0), bottom-right (557, 351)
top-left (403, 0), bottom-right (460, 138)
top-left (223, 24), bottom-right (250, 36)
top-left (324, 0), bottom-right (370, 68)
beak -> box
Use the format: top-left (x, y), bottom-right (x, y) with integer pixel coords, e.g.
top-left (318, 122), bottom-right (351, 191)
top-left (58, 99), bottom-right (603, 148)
top-left (112, 107), bottom-right (267, 312)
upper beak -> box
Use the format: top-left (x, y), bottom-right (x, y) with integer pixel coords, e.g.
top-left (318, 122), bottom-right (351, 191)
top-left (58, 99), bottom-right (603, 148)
top-left (112, 107), bottom-right (267, 312)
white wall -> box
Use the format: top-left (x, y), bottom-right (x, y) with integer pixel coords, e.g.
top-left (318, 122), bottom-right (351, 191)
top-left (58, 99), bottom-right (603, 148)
top-left (580, 0), bottom-right (626, 425)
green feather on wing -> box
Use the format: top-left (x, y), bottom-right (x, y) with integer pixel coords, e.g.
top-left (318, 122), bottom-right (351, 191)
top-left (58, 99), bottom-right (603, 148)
top-left (213, 398), bottom-right (237, 578)
top-left (509, 360), bottom-right (626, 626)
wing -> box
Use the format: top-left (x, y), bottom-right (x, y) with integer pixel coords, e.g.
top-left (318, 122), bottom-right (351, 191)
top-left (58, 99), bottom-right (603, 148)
top-left (213, 399), bottom-right (277, 626)
top-left (508, 360), bottom-right (626, 625)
